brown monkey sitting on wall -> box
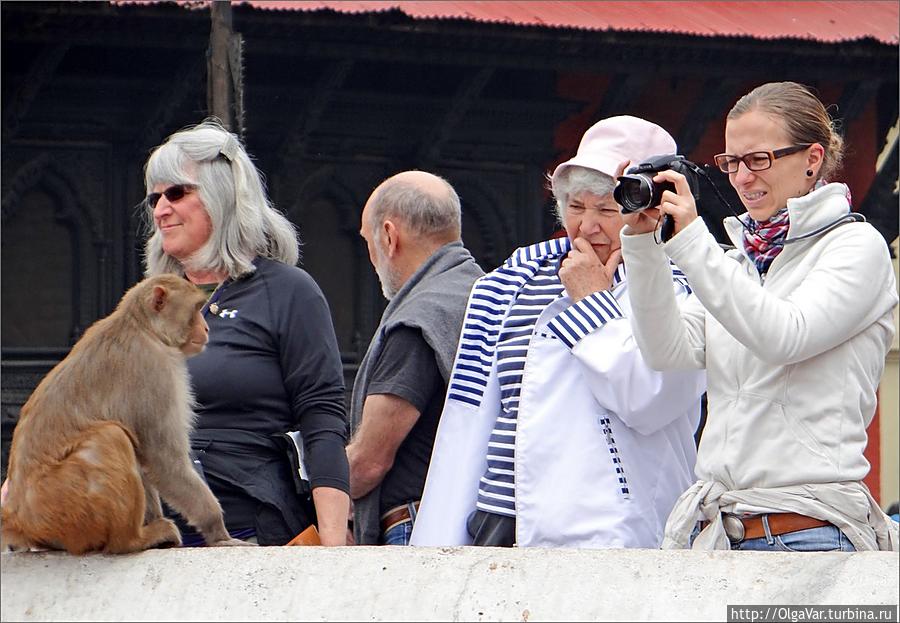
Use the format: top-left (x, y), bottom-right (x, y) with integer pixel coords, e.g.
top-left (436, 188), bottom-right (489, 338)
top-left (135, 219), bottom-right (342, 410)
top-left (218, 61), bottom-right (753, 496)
top-left (1, 274), bottom-right (249, 554)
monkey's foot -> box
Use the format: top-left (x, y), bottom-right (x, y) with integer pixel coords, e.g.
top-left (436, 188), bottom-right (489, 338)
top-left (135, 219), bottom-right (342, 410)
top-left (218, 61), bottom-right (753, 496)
top-left (144, 518), bottom-right (183, 549)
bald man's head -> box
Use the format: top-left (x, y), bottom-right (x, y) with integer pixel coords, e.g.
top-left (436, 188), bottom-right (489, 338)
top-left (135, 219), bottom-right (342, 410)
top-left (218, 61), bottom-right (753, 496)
top-left (383, 170), bottom-right (450, 196)
top-left (364, 170), bottom-right (462, 243)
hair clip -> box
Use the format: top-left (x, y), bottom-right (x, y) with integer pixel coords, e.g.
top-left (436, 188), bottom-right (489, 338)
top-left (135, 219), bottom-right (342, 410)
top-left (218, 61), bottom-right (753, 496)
top-left (219, 135), bottom-right (239, 162)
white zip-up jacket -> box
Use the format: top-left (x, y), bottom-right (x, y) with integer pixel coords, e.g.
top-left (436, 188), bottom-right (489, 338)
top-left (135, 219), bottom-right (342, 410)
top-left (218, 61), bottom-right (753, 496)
top-left (620, 183), bottom-right (898, 550)
top-left (411, 238), bottom-right (706, 548)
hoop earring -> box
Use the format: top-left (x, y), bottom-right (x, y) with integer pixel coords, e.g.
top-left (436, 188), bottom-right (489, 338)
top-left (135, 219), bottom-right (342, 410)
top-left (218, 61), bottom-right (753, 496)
top-left (806, 169), bottom-right (814, 177)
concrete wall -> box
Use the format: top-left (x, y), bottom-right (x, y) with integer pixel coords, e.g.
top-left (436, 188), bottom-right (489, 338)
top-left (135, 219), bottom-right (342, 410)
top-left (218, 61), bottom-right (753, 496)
top-left (2, 547), bottom-right (897, 622)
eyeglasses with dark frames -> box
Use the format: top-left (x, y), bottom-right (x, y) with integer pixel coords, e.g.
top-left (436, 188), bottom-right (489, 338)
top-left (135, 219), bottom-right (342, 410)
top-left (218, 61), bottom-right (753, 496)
top-left (713, 144), bottom-right (812, 174)
top-left (145, 184), bottom-right (196, 209)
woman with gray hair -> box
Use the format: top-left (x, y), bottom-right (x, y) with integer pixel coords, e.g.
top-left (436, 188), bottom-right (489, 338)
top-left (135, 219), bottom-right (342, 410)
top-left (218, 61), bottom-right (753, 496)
top-left (142, 119), bottom-right (350, 546)
top-left (411, 116), bottom-right (706, 548)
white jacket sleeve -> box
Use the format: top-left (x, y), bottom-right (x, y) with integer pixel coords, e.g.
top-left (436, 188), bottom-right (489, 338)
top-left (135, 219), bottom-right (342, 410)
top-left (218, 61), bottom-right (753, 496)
top-left (619, 224), bottom-right (709, 372)
top-left (664, 216), bottom-right (896, 365)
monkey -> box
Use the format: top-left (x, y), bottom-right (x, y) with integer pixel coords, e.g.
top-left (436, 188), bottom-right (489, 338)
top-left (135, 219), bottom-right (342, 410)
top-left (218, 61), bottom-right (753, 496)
top-left (1, 274), bottom-right (250, 554)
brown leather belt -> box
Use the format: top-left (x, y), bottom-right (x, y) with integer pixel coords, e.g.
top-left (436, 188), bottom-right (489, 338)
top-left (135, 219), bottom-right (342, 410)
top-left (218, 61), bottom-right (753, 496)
top-left (380, 501), bottom-right (420, 534)
top-left (706, 512), bottom-right (832, 543)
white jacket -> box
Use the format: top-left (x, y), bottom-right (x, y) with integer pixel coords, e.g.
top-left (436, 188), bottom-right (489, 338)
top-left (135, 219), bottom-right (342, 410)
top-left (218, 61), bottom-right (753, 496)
top-left (620, 183), bottom-right (898, 550)
top-left (411, 238), bottom-right (706, 548)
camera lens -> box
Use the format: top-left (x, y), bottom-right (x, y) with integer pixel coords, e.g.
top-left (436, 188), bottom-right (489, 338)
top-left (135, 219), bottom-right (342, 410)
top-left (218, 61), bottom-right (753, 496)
top-left (623, 178), bottom-right (651, 209)
top-left (614, 173), bottom-right (680, 214)
top-left (614, 174), bottom-right (653, 213)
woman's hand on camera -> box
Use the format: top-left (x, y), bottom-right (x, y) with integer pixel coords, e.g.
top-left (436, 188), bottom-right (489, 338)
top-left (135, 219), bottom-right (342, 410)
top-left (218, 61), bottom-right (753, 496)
top-left (654, 169), bottom-right (698, 235)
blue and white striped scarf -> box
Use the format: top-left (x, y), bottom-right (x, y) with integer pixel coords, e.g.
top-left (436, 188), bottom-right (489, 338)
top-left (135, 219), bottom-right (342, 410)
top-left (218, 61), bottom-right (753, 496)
top-left (447, 238), bottom-right (691, 409)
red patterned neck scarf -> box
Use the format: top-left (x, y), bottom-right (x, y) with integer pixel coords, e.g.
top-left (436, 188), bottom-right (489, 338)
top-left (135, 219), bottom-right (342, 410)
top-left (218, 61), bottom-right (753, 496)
top-left (742, 207), bottom-right (790, 275)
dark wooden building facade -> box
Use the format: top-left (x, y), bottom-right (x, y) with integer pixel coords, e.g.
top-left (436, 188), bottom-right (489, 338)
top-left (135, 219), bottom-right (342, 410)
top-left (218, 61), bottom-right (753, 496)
top-left (2, 1), bottom-right (898, 478)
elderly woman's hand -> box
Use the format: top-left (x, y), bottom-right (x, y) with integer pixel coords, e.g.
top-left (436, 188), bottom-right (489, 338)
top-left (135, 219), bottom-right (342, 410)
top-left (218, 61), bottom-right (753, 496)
top-left (559, 238), bottom-right (621, 302)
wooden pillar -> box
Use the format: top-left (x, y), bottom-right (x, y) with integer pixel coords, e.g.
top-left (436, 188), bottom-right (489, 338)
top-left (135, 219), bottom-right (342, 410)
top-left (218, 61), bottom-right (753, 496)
top-left (865, 399), bottom-right (882, 503)
top-left (208, 0), bottom-right (234, 130)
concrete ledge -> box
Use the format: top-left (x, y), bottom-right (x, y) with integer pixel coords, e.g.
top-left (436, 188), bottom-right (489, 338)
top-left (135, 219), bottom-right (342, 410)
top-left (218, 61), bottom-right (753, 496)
top-left (2, 546), bottom-right (898, 621)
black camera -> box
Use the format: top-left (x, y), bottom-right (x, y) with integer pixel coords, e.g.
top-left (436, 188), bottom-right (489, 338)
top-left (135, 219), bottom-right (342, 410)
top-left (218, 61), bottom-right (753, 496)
top-left (613, 154), bottom-right (700, 214)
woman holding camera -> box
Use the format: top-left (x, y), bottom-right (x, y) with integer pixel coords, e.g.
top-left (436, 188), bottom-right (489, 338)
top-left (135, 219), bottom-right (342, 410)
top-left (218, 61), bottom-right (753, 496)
top-left (619, 82), bottom-right (898, 551)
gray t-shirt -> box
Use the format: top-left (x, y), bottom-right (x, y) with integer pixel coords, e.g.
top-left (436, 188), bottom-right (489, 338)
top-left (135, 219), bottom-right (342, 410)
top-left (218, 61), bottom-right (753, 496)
top-left (367, 325), bottom-right (443, 513)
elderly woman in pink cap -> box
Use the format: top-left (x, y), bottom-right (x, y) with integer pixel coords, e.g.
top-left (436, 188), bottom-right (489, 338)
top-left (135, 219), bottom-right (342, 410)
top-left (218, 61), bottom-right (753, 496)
top-left (410, 116), bottom-right (706, 548)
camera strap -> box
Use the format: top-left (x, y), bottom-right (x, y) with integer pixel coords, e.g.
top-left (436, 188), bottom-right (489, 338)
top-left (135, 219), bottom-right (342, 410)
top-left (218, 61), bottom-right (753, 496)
top-left (779, 213), bottom-right (865, 245)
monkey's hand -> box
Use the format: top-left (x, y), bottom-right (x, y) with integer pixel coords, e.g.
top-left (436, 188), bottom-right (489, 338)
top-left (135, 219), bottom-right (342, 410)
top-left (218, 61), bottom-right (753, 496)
top-left (208, 537), bottom-right (257, 547)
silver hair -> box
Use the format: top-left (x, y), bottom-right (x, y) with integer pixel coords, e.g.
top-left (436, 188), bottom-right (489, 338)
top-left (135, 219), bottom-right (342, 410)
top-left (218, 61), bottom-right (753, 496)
top-left (549, 166), bottom-right (616, 224)
top-left (142, 119), bottom-right (299, 278)
top-left (366, 174), bottom-right (462, 245)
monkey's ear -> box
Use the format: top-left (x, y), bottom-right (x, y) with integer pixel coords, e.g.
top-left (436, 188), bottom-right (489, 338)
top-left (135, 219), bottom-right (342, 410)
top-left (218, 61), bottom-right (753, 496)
top-left (151, 285), bottom-right (169, 313)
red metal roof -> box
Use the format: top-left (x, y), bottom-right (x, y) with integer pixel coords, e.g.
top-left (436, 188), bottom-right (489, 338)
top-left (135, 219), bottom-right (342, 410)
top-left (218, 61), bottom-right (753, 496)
top-left (115, 1), bottom-right (899, 45)
top-left (234, 1), bottom-right (899, 44)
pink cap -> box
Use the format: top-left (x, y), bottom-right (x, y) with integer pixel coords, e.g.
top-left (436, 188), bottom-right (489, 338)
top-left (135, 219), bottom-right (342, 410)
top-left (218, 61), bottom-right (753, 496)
top-left (551, 116), bottom-right (677, 187)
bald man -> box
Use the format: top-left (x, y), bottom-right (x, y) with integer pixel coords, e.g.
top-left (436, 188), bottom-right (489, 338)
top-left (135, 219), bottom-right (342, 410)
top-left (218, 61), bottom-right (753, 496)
top-left (348, 171), bottom-right (484, 545)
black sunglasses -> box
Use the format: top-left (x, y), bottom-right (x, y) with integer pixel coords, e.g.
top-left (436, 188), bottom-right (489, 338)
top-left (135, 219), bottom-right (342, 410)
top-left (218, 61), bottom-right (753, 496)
top-left (146, 184), bottom-right (195, 209)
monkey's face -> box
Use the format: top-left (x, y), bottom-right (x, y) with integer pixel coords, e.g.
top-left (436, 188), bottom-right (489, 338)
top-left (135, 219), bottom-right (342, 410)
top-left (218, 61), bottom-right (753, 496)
top-left (181, 308), bottom-right (209, 356)
top-left (140, 276), bottom-right (211, 356)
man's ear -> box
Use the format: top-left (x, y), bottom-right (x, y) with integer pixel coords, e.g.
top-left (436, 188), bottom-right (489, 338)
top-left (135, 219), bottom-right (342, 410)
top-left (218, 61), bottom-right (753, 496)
top-left (383, 220), bottom-right (400, 257)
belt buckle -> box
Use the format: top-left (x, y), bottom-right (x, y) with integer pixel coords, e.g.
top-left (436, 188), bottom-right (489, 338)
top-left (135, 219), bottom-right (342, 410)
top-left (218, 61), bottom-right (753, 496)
top-left (722, 513), bottom-right (745, 543)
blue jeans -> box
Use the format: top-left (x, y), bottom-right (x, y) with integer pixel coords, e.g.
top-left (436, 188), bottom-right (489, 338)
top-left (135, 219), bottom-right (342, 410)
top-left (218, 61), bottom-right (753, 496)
top-left (690, 521), bottom-right (856, 552)
top-left (734, 523), bottom-right (855, 552)
top-left (381, 520), bottom-right (413, 545)
top-left (380, 501), bottom-right (419, 545)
